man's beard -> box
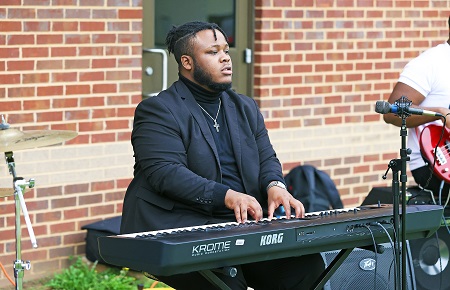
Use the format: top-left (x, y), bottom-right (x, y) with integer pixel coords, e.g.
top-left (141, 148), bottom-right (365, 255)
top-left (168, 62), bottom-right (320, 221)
top-left (192, 60), bottom-right (232, 92)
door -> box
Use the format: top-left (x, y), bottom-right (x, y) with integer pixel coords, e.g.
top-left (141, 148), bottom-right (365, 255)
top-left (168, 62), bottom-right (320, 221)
top-left (142, 0), bottom-right (253, 98)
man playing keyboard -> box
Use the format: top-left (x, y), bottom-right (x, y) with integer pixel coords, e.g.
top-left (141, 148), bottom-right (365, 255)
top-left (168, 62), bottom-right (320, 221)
top-left (120, 21), bottom-right (325, 289)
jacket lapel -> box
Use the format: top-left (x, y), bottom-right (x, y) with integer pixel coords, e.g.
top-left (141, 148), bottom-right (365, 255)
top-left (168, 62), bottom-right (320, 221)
top-left (222, 92), bottom-right (243, 176)
top-left (174, 81), bottom-right (220, 161)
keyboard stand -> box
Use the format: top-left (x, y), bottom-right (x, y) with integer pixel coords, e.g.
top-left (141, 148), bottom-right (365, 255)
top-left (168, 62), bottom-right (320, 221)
top-left (199, 248), bottom-right (353, 290)
top-left (311, 247), bottom-right (353, 290)
top-left (199, 270), bottom-right (232, 290)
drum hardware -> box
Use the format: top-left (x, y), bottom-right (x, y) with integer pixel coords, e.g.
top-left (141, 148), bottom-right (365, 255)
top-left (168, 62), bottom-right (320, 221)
top-left (1, 115), bottom-right (77, 290)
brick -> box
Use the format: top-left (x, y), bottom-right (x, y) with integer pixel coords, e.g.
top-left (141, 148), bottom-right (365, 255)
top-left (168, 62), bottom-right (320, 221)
top-left (66, 84), bottom-right (90, 95)
top-left (52, 72), bottom-right (77, 82)
top-left (64, 208), bottom-right (89, 219)
top-left (78, 46), bottom-right (104, 57)
top-left (0, 47), bottom-right (20, 58)
top-left (37, 59), bottom-right (63, 70)
top-left (90, 204), bottom-right (115, 215)
top-left (93, 58), bottom-right (116, 69)
top-left (36, 210), bottom-right (62, 223)
top-left (53, 97), bottom-right (78, 108)
top-left (80, 97), bottom-right (105, 107)
top-left (50, 221), bottom-right (76, 233)
top-left (36, 111), bottom-right (63, 122)
top-left (64, 59), bottom-right (90, 69)
top-left (52, 21), bottom-right (78, 31)
top-left (51, 122), bottom-right (77, 131)
top-left (37, 85), bottom-right (64, 96)
top-left (0, 21), bottom-right (22, 31)
top-left (106, 95), bottom-right (129, 105)
top-left (5, 112), bottom-right (34, 123)
top-left (51, 197), bottom-right (77, 209)
top-left (106, 70), bottom-right (129, 80)
top-left (64, 183), bottom-right (89, 194)
top-left (118, 9), bottom-right (142, 19)
top-left (93, 83), bottom-right (117, 93)
top-left (65, 8), bottom-right (91, 18)
top-left (65, 33), bottom-right (91, 44)
top-left (7, 60), bottom-right (34, 71)
top-left (0, 100), bottom-right (21, 111)
top-left (64, 232), bottom-right (85, 244)
top-left (23, 100), bottom-right (50, 110)
top-left (92, 9), bottom-right (117, 19)
top-left (7, 34), bottom-right (35, 45)
top-left (118, 33), bottom-right (141, 43)
top-left (51, 46), bottom-right (76, 57)
top-left (80, 21), bottom-right (105, 31)
top-left (91, 132), bottom-right (115, 142)
top-left (1, 73), bottom-right (20, 84)
top-left (22, 72), bottom-right (50, 84)
top-left (78, 193), bottom-right (103, 206)
top-left (92, 108), bottom-right (115, 118)
top-left (23, 21), bottom-right (51, 32)
top-left (36, 34), bottom-right (63, 44)
top-left (105, 190), bottom-right (125, 202)
top-left (79, 121), bottom-right (104, 131)
top-left (36, 186), bottom-right (63, 198)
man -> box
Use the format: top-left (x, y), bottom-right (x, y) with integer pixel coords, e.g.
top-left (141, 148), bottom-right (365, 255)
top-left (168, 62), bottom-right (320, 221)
top-left (383, 16), bottom-right (450, 201)
top-left (120, 21), bottom-right (324, 289)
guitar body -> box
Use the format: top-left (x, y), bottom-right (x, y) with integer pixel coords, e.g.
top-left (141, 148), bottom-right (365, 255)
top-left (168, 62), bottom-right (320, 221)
top-left (419, 124), bottom-right (450, 183)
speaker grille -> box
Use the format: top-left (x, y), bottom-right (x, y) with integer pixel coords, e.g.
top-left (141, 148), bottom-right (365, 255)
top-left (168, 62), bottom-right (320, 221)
top-left (322, 243), bottom-right (413, 290)
top-left (409, 227), bottom-right (450, 290)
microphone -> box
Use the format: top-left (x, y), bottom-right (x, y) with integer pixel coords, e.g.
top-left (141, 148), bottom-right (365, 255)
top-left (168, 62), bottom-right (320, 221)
top-left (375, 100), bottom-right (444, 117)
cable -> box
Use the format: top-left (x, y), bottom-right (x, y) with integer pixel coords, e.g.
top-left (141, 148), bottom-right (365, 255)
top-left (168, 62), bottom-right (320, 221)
top-left (375, 222), bottom-right (397, 287)
top-left (423, 116), bottom-right (446, 191)
top-left (442, 187), bottom-right (450, 208)
top-left (362, 224), bottom-right (379, 290)
top-left (0, 260), bottom-right (15, 286)
top-left (439, 179), bottom-right (444, 205)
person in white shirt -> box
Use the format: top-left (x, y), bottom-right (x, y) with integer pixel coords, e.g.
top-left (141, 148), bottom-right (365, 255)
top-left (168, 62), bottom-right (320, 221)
top-left (383, 16), bottom-right (450, 201)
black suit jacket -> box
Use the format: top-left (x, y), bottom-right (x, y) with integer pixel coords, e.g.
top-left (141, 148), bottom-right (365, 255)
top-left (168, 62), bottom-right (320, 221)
top-left (120, 80), bottom-right (284, 234)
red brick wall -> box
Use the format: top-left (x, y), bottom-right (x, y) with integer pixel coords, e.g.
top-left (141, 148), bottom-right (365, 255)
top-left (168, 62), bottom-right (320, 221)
top-left (0, 0), bottom-right (142, 285)
top-left (1, 0), bottom-right (450, 285)
top-left (254, 0), bottom-right (450, 205)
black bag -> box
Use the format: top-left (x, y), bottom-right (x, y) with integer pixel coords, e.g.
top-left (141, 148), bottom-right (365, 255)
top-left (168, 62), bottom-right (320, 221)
top-left (81, 216), bottom-right (121, 265)
top-left (283, 165), bottom-right (343, 212)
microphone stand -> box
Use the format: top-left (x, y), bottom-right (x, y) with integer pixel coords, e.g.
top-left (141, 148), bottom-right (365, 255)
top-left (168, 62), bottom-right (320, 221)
top-left (383, 98), bottom-right (411, 290)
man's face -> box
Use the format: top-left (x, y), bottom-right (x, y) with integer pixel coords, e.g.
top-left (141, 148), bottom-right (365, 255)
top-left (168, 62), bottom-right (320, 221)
top-left (190, 29), bottom-right (232, 92)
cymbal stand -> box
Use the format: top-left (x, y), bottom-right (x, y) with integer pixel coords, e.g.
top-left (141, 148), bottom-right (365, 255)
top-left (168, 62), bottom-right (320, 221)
top-left (5, 151), bottom-right (37, 290)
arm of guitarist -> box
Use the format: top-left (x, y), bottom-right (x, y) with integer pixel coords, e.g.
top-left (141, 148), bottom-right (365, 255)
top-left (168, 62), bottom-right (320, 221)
top-left (383, 82), bottom-right (450, 128)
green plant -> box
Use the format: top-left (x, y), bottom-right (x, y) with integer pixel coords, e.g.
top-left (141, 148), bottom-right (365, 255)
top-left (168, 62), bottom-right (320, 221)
top-left (45, 256), bottom-right (160, 290)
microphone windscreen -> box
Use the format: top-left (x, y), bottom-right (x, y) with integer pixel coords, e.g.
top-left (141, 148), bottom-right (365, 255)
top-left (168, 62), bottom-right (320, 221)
top-left (375, 101), bottom-right (391, 114)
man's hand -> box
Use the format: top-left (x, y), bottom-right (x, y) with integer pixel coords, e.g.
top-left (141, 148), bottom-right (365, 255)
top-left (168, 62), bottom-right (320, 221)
top-left (267, 186), bottom-right (304, 220)
top-left (224, 189), bottom-right (263, 223)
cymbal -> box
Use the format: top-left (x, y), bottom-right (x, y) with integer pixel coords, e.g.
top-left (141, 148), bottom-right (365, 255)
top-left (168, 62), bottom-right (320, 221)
top-left (0, 128), bottom-right (78, 152)
top-left (0, 187), bottom-right (31, 198)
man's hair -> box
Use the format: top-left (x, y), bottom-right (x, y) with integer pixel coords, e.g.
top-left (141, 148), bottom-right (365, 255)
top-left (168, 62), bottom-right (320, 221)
top-left (448, 15), bottom-right (450, 27)
top-left (165, 21), bottom-right (228, 65)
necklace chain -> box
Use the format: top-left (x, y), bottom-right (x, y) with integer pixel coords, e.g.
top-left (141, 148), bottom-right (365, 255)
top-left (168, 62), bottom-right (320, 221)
top-left (198, 99), bottom-right (221, 133)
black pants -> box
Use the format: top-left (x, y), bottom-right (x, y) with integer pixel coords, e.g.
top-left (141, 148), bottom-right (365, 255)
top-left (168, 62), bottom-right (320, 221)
top-left (411, 165), bottom-right (450, 203)
top-left (155, 253), bottom-right (325, 290)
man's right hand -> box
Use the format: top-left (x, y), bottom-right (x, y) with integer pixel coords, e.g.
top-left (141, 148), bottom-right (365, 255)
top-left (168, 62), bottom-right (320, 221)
top-left (224, 189), bottom-right (263, 223)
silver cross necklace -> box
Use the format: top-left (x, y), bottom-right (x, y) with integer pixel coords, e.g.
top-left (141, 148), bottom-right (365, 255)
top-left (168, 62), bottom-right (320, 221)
top-left (198, 98), bottom-right (221, 132)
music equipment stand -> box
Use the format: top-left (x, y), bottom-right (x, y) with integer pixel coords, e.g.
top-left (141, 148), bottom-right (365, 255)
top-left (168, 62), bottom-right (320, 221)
top-left (5, 151), bottom-right (37, 290)
top-left (382, 96), bottom-right (413, 290)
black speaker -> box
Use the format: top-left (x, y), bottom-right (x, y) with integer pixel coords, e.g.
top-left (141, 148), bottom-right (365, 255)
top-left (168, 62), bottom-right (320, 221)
top-left (409, 226), bottom-right (450, 290)
top-left (321, 243), bottom-right (414, 290)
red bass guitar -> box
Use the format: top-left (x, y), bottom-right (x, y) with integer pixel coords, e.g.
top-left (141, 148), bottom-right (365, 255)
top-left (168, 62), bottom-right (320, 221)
top-left (420, 124), bottom-right (450, 182)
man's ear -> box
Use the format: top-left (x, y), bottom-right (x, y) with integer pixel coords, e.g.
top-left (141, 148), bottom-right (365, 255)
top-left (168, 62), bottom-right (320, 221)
top-left (180, 55), bottom-right (193, 71)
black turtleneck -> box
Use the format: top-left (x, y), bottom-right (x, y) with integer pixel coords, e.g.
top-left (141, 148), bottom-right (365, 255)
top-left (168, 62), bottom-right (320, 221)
top-left (179, 75), bottom-right (245, 211)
